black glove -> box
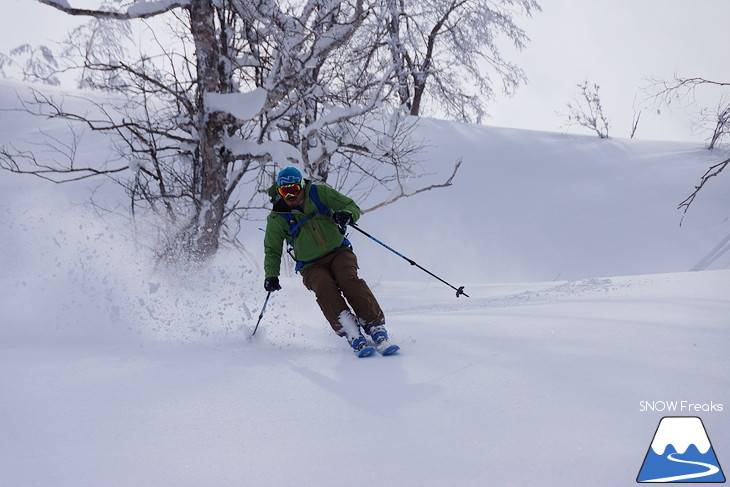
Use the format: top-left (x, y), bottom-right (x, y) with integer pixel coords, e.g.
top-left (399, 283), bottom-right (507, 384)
top-left (332, 210), bottom-right (353, 227)
top-left (264, 277), bottom-right (282, 292)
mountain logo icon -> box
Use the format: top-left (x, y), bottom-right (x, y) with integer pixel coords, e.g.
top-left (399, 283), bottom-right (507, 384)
top-left (637, 416), bottom-right (726, 483)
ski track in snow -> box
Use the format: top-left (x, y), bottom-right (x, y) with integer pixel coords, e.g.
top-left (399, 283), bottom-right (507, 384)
top-left (387, 277), bottom-right (621, 315)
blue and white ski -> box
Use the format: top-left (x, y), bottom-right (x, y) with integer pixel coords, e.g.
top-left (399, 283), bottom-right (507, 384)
top-left (353, 340), bottom-right (399, 357)
top-left (357, 345), bottom-right (376, 358)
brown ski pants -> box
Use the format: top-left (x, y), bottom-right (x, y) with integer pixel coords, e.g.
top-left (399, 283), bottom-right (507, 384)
top-left (301, 248), bottom-right (384, 334)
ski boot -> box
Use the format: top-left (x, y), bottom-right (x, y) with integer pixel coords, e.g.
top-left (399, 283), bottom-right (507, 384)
top-left (368, 324), bottom-right (400, 356)
top-left (346, 333), bottom-right (376, 358)
top-left (337, 310), bottom-right (375, 357)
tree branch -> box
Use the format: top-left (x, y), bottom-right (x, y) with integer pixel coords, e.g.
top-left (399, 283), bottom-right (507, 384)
top-left (363, 156), bottom-right (463, 213)
top-left (0, 144), bottom-right (128, 183)
top-left (37, 0), bottom-right (189, 20)
top-left (678, 156), bottom-right (730, 224)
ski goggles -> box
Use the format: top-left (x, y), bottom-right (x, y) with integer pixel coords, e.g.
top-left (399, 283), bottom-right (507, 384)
top-left (277, 183), bottom-right (303, 199)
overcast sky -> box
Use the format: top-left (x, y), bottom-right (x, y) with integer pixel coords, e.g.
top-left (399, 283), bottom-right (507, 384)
top-left (488, 0), bottom-right (730, 143)
top-left (1, 0), bottom-right (729, 144)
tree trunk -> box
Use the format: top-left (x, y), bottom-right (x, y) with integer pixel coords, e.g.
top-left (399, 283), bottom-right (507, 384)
top-left (387, 0), bottom-right (411, 110)
top-left (410, 74), bottom-right (426, 116)
top-left (187, 0), bottom-right (227, 259)
top-left (408, 1), bottom-right (457, 117)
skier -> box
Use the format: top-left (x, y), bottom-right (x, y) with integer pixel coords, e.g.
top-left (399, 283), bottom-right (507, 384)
top-left (263, 166), bottom-right (398, 357)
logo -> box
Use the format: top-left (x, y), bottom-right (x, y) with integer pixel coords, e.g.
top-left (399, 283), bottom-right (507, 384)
top-left (637, 416), bottom-right (725, 483)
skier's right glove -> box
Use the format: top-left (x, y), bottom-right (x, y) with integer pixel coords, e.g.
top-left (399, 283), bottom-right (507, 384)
top-left (332, 210), bottom-right (353, 227)
top-left (264, 277), bottom-right (282, 292)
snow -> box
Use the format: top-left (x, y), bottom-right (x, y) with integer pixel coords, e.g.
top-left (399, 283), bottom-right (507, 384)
top-left (1, 79), bottom-right (729, 486)
top-left (205, 88), bottom-right (267, 121)
top-left (222, 136), bottom-right (301, 164)
top-left (126, 0), bottom-right (190, 17)
top-left (651, 417), bottom-right (712, 455)
top-left (337, 310), bottom-right (362, 339)
top-left (36, 0), bottom-right (189, 17)
top-left (303, 105), bottom-right (367, 136)
top-left (38, 0), bottom-right (71, 8)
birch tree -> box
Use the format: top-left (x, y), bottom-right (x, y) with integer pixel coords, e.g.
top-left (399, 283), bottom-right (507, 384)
top-left (2, 0), bottom-right (431, 261)
top-left (384, 0), bottom-right (541, 122)
top-left (4, 0), bottom-right (539, 262)
top-left (20, 0), bottom-right (253, 261)
top-left (5, 1), bottom-right (350, 259)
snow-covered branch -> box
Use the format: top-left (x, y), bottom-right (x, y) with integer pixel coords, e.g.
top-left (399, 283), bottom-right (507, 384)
top-left (384, 0), bottom-right (540, 122)
top-left (37, 0), bottom-right (189, 19)
top-left (205, 89), bottom-right (267, 122)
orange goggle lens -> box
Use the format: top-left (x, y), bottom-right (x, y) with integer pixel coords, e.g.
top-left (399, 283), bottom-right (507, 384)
top-left (278, 183), bottom-right (302, 199)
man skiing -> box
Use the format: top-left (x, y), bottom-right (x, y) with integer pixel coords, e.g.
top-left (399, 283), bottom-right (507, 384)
top-left (263, 166), bottom-right (399, 357)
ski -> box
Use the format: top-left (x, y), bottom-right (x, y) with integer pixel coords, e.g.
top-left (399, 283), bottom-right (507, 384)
top-left (352, 341), bottom-right (399, 357)
top-left (345, 324), bottom-right (400, 357)
top-left (357, 345), bottom-right (376, 358)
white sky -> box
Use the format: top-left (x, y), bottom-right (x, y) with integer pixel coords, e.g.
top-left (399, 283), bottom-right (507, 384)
top-left (1, 0), bottom-right (729, 143)
top-left (488, 0), bottom-right (730, 143)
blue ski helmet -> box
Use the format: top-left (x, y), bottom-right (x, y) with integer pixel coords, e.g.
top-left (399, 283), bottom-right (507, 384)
top-left (277, 166), bottom-right (302, 187)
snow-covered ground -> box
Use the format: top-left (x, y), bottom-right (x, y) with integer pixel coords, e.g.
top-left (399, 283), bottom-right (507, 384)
top-left (1, 79), bottom-right (729, 486)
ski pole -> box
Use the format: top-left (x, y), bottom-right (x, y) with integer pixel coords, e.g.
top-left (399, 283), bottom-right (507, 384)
top-left (349, 223), bottom-right (469, 298)
top-left (252, 291), bottom-right (272, 337)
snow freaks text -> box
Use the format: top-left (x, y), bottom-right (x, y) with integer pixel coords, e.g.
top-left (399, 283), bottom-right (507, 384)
top-left (639, 401), bottom-right (724, 413)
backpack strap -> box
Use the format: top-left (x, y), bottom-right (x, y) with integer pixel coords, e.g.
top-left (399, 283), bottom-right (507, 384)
top-left (308, 183), bottom-right (330, 218)
top-left (286, 213), bottom-right (311, 239)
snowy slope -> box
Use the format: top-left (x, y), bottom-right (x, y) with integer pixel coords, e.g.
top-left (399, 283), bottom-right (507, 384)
top-left (352, 118), bottom-right (730, 283)
top-left (2, 272), bottom-right (729, 486)
top-left (1, 80), bottom-right (730, 487)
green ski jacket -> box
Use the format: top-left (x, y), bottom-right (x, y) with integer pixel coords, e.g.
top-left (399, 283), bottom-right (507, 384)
top-left (264, 181), bottom-right (361, 277)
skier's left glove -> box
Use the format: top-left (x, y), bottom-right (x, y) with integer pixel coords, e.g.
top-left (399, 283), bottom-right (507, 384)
top-left (332, 210), bottom-right (353, 227)
top-left (264, 277), bottom-right (282, 292)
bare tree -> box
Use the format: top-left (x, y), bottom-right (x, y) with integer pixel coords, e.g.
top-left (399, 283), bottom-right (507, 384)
top-left (630, 110), bottom-right (641, 139)
top-left (630, 95), bottom-right (642, 139)
top-left (651, 75), bottom-right (730, 102)
top-left (650, 74), bottom-right (730, 149)
top-left (563, 80), bottom-right (610, 139)
top-left (14, 0), bottom-right (263, 261)
top-left (0, 44), bottom-right (61, 85)
top-left (61, 16), bottom-right (133, 89)
top-left (697, 97), bottom-right (730, 150)
top-left (648, 74), bottom-right (730, 218)
top-left (2, 0), bottom-right (462, 263)
top-left (384, 0), bottom-right (541, 122)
